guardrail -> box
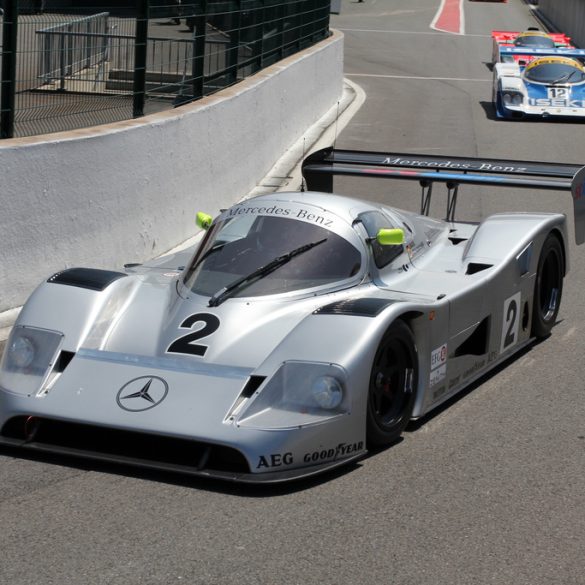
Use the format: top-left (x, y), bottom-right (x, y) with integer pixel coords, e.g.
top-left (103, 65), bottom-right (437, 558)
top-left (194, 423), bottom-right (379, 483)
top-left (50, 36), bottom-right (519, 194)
top-left (0, 0), bottom-right (331, 138)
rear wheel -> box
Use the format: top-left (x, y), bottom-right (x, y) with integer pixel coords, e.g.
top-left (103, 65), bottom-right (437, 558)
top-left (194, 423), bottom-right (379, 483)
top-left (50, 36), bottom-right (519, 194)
top-left (532, 233), bottom-right (564, 338)
top-left (367, 321), bottom-right (418, 447)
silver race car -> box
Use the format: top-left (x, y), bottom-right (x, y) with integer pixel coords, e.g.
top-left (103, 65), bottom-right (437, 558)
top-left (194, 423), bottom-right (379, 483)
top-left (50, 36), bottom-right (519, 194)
top-left (1, 148), bottom-right (584, 483)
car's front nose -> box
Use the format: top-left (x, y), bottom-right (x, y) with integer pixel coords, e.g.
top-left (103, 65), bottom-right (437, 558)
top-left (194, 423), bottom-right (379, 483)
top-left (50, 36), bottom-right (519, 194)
top-left (0, 349), bottom-right (365, 482)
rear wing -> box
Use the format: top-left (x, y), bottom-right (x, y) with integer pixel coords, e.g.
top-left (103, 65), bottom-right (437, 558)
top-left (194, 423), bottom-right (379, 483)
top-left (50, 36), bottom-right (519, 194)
top-left (301, 147), bottom-right (585, 244)
top-left (499, 47), bottom-right (585, 59)
top-left (492, 31), bottom-right (572, 45)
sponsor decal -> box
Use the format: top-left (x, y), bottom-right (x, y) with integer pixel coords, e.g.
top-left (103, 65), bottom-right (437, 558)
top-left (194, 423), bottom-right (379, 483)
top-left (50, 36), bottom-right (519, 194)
top-left (429, 363), bottom-right (447, 388)
top-left (295, 208), bottom-right (333, 227)
top-left (431, 344), bottom-right (448, 370)
top-left (256, 442), bottom-right (365, 469)
top-left (462, 359), bottom-right (486, 381)
top-left (227, 205), bottom-right (334, 228)
top-left (303, 441), bottom-right (364, 464)
top-left (381, 157), bottom-right (529, 174)
top-left (116, 376), bottom-right (169, 412)
top-left (528, 98), bottom-right (585, 108)
top-left (256, 452), bottom-right (294, 469)
top-left (228, 205), bottom-right (292, 217)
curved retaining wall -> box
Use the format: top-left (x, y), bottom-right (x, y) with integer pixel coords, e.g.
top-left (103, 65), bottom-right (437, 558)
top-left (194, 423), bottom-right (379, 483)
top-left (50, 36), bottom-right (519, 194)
top-left (0, 30), bottom-right (344, 314)
top-left (537, 0), bottom-right (585, 47)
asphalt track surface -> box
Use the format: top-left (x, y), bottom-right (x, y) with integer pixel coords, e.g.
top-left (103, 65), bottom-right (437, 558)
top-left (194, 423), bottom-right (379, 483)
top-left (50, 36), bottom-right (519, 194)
top-left (1, 1), bottom-right (584, 584)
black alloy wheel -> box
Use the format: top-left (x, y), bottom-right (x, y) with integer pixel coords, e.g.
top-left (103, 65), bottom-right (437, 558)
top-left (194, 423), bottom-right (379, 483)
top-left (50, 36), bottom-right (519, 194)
top-left (367, 320), bottom-right (418, 446)
top-left (532, 233), bottom-right (564, 338)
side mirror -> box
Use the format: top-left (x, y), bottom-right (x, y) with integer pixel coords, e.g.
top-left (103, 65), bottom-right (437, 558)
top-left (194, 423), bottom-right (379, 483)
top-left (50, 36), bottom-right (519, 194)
top-left (376, 228), bottom-right (405, 246)
top-left (196, 212), bottom-right (213, 230)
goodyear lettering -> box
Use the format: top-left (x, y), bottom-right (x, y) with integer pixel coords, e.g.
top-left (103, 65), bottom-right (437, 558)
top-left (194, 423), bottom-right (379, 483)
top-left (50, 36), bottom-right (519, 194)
top-left (303, 441), bottom-right (364, 464)
top-left (256, 452), bottom-right (293, 469)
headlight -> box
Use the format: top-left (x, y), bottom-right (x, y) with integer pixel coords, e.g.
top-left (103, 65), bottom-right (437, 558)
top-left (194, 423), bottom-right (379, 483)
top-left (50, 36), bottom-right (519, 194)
top-left (503, 92), bottom-right (523, 106)
top-left (0, 326), bottom-right (63, 396)
top-left (9, 335), bottom-right (36, 369)
top-left (238, 361), bottom-right (348, 429)
top-left (311, 376), bottom-right (343, 409)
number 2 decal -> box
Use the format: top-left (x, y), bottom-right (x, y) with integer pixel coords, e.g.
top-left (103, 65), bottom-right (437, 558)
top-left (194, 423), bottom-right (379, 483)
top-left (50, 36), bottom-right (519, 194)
top-left (500, 292), bottom-right (521, 353)
top-left (167, 313), bottom-right (220, 357)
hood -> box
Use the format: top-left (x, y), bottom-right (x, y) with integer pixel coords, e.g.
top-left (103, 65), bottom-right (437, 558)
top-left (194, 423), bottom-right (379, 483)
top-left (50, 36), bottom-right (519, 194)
top-left (89, 275), bottom-right (328, 369)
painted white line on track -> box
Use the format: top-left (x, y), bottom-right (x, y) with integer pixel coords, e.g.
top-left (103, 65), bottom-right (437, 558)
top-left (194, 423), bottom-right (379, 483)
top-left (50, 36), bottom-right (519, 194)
top-left (338, 28), bottom-right (489, 38)
top-left (346, 73), bottom-right (491, 82)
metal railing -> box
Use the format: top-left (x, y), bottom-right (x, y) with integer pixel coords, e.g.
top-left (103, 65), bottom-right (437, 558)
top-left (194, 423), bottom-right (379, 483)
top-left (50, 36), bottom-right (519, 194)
top-left (0, 0), bottom-right (331, 138)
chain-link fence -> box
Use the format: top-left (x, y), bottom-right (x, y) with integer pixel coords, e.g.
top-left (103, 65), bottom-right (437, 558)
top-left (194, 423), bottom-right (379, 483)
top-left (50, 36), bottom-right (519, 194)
top-left (0, 0), bottom-right (331, 138)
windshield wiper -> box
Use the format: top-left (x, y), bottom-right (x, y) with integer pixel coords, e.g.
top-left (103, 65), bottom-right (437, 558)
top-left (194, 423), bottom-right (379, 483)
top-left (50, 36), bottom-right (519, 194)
top-left (550, 71), bottom-right (575, 85)
top-left (208, 238), bottom-right (327, 307)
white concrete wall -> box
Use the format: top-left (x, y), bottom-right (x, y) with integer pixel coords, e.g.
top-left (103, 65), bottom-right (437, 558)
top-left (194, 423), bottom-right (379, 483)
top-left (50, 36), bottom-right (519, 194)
top-left (537, 0), bottom-right (585, 47)
top-left (0, 30), bottom-right (344, 314)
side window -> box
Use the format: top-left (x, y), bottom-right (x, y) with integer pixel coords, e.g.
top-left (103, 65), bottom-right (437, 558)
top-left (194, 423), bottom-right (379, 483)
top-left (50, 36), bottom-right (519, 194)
top-left (358, 211), bottom-right (404, 269)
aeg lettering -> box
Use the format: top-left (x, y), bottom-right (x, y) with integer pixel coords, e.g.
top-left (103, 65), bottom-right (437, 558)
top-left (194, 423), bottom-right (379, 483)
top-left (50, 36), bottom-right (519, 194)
top-left (256, 452), bottom-right (293, 469)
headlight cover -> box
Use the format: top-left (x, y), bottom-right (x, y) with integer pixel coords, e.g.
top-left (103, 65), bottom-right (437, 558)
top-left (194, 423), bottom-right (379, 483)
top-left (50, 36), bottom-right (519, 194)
top-left (0, 326), bottom-right (63, 396)
top-left (237, 361), bottom-right (349, 430)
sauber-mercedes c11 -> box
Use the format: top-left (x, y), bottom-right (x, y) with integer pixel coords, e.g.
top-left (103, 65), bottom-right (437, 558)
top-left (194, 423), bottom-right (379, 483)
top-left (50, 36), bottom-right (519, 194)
top-left (1, 148), bottom-right (584, 483)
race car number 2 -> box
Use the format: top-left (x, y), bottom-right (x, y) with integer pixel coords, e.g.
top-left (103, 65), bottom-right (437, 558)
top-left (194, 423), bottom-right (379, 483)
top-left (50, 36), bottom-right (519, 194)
top-left (167, 313), bottom-right (220, 357)
top-left (500, 292), bottom-right (521, 353)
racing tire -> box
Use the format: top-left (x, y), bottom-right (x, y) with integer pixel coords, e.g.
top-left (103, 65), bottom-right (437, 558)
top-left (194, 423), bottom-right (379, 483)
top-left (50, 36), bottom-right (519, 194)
top-left (531, 233), bottom-right (564, 339)
top-left (367, 320), bottom-right (418, 447)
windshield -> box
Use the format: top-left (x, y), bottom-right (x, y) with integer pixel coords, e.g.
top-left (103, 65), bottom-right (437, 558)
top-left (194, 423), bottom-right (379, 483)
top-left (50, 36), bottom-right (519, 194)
top-left (514, 34), bottom-right (555, 49)
top-left (183, 215), bottom-right (362, 299)
top-left (524, 61), bottom-right (585, 84)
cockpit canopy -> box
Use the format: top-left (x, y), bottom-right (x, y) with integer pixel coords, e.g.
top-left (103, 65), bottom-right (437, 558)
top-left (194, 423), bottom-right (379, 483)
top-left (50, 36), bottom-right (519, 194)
top-left (514, 32), bottom-right (556, 49)
top-left (524, 57), bottom-right (585, 85)
top-left (183, 213), bottom-right (363, 299)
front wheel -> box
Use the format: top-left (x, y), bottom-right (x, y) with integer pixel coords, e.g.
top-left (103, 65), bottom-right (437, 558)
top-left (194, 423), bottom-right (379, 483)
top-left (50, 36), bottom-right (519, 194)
top-left (532, 233), bottom-right (564, 338)
top-left (367, 320), bottom-right (418, 447)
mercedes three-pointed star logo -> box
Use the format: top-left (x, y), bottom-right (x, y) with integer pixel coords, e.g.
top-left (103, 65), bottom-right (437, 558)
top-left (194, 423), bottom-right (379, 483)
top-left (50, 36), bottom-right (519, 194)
top-left (116, 376), bottom-right (169, 412)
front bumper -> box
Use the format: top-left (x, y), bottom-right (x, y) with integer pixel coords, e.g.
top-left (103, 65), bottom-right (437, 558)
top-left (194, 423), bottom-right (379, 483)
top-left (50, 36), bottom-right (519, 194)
top-left (0, 349), bottom-right (366, 483)
top-left (499, 102), bottom-right (585, 119)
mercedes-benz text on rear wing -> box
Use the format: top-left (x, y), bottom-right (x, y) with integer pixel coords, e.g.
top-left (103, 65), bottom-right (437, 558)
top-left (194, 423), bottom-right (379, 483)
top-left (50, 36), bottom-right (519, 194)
top-left (301, 147), bottom-right (585, 244)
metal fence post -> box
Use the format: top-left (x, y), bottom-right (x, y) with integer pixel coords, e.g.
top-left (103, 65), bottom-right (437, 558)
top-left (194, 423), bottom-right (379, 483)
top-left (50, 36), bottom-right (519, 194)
top-left (191, 1), bottom-right (206, 100)
top-left (133, 0), bottom-right (149, 118)
top-left (1, 0), bottom-right (18, 139)
top-left (226, 0), bottom-right (241, 86)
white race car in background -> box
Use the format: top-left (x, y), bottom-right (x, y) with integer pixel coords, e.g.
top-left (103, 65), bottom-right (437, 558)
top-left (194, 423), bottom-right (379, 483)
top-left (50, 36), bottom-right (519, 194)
top-left (493, 47), bottom-right (585, 120)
